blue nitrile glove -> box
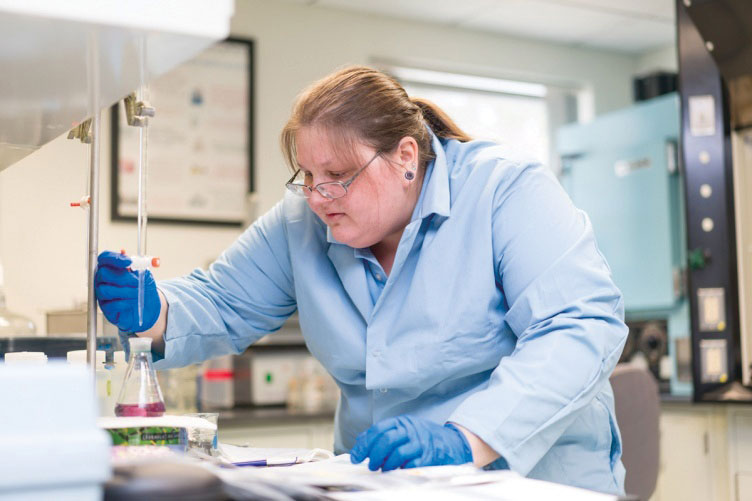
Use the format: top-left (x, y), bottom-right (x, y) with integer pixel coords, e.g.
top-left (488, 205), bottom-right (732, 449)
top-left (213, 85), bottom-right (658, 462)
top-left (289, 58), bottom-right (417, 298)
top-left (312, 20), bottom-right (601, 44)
top-left (350, 415), bottom-right (473, 472)
top-left (94, 250), bottom-right (160, 333)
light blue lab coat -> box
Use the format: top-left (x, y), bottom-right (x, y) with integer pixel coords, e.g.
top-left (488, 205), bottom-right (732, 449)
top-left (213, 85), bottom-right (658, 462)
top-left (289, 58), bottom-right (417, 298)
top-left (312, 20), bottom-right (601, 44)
top-left (156, 131), bottom-right (627, 494)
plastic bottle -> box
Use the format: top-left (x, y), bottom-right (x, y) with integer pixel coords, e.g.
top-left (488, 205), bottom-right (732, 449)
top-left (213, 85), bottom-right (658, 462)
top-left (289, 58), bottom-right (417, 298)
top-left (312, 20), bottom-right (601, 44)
top-left (114, 337), bottom-right (165, 417)
top-left (286, 372), bottom-right (302, 414)
top-left (198, 355), bottom-right (234, 410)
top-left (110, 351), bottom-right (127, 398)
top-left (301, 358), bottom-right (324, 413)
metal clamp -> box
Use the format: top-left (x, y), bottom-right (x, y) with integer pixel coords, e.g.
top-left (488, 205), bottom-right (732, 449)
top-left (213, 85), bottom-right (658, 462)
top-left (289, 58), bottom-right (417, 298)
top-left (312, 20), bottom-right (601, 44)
top-left (124, 92), bottom-right (156, 127)
top-left (67, 118), bottom-right (93, 143)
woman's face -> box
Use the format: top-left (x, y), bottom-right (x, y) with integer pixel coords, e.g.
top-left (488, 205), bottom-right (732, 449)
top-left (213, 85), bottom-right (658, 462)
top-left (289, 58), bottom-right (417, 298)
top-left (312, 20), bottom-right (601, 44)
top-left (295, 126), bottom-right (419, 249)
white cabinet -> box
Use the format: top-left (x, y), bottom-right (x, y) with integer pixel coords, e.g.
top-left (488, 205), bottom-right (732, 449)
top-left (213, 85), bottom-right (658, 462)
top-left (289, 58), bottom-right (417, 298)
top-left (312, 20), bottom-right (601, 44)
top-left (727, 409), bottom-right (752, 501)
top-left (651, 403), bottom-right (729, 501)
top-left (653, 405), bottom-right (752, 501)
top-left (218, 418), bottom-right (335, 451)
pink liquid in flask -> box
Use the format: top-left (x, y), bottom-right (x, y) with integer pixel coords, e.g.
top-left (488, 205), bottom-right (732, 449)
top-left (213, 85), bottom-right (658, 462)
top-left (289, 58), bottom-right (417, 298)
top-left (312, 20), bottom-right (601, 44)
top-left (114, 337), bottom-right (166, 417)
top-left (115, 401), bottom-right (166, 417)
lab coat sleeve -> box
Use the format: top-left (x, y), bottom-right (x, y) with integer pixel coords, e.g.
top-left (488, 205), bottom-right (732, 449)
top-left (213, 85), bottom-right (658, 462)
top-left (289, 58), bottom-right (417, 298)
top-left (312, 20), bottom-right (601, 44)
top-left (154, 201), bottom-right (297, 369)
top-left (448, 162), bottom-right (628, 475)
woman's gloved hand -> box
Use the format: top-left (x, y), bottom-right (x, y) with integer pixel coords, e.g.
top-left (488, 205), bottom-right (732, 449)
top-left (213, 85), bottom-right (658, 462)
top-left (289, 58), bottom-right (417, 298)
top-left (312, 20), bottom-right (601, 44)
top-left (350, 415), bottom-right (473, 472)
top-left (95, 250), bottom-right (161, 333)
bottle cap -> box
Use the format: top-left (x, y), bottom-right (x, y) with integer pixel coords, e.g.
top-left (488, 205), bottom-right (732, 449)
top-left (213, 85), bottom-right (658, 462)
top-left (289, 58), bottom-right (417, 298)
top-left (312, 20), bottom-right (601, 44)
top-left (113, 351), bottom-right (126, 364)
top-left (4, 351), bottom-right (47, 364)
top-left (129, 337), bottom-right (152, 353)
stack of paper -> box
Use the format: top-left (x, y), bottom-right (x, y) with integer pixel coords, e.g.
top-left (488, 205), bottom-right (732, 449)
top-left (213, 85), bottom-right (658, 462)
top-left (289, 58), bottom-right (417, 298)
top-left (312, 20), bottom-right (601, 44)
top-left (218, 455), bottom-right (619, 501)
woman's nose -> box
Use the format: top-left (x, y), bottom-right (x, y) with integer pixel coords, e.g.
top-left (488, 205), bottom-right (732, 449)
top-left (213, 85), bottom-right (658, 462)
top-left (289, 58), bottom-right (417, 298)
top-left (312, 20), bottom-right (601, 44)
top-left (307, 188), bottom-right (332, 208)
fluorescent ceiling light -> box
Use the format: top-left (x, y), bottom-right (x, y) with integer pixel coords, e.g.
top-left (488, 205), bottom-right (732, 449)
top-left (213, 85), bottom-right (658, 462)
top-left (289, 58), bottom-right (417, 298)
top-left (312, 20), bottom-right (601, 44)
top-left (389, 67), bottom-right (547, 98)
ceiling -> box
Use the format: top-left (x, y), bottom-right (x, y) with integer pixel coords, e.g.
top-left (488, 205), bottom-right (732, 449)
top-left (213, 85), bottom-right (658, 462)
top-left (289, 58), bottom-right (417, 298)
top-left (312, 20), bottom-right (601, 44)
top-left (274, 0), bottom-right (676, 54)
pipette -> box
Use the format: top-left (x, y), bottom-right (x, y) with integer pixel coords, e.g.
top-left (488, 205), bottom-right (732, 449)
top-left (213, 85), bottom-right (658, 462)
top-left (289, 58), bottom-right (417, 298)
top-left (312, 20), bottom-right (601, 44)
top-left (136, 90), bottom-right (148, 328)
top-left (128, 42), bottom-right (156, 329)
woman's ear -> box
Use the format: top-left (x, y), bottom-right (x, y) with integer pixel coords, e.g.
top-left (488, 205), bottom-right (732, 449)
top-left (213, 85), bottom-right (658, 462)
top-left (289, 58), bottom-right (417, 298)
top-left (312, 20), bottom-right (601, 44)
top-left (396, 136), bottom-right (419, 166)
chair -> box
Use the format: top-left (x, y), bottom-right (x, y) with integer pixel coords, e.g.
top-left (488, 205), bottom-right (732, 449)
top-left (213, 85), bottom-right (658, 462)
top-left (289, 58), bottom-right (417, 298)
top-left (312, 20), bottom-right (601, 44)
top-left (609, 363), bottom-right (660, 501)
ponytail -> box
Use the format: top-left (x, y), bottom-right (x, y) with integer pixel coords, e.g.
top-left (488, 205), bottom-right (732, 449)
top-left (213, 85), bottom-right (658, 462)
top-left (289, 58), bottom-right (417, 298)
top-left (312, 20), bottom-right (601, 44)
top-left (411, 97), bottom-right (472, 142)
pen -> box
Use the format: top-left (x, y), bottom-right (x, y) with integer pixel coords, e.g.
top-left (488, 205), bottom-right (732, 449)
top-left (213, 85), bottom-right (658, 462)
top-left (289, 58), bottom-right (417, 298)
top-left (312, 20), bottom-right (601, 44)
top-left (233, 458), bottom-right (299, 467)
top-left (232, 460), bottom-right (268, 467)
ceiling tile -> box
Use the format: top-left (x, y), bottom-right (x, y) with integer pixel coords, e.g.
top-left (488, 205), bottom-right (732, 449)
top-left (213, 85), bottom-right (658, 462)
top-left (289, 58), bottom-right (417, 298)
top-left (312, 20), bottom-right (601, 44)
top-left (268, 0), bottom-right (676, 54)
top-left (582, 17), bottom-right (676, 52)
top-left (315, 0), bottom-right (501, 26)
top-left (460, 0), bottom-right (632, 45)
top-left (551, 0), bottom-right (675, 21)
top-left (274, 0), bottom-right (317, 4)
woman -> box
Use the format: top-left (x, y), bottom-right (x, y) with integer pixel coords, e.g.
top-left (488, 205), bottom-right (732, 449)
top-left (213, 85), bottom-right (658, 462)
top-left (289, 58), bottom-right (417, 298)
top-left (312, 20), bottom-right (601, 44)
top-left (95, 65), bottom-right (627, 494)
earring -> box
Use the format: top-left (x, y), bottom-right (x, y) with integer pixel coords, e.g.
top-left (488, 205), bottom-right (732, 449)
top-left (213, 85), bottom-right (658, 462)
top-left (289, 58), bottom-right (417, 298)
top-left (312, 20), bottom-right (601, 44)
top-left (404, 162), bottom-right (416, 181)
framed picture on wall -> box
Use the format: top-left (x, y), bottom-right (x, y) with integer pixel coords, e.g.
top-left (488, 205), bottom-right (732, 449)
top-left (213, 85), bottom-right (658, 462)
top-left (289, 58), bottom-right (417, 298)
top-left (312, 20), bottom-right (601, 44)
top-left (111, 37), bottom-right (254, 226)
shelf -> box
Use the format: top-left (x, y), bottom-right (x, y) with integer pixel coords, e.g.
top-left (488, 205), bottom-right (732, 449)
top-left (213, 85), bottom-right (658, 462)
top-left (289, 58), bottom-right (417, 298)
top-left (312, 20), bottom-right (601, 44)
top-left (0, 335), bottom-right (118, 358)
top-left (218, 406), bottom-right (334, 427)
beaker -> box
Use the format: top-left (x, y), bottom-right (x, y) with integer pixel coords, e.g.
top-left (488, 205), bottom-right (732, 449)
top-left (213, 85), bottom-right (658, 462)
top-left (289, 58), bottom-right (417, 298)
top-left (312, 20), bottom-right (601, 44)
top-left (114, 337), bottom-right (165, 417)
top-left (183, 412), bottom-right (219, 456)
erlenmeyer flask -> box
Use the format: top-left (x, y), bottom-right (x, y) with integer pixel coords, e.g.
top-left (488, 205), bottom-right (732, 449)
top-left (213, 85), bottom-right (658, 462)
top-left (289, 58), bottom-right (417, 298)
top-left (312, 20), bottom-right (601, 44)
top-left (114, 337), bottom-right (166, 417)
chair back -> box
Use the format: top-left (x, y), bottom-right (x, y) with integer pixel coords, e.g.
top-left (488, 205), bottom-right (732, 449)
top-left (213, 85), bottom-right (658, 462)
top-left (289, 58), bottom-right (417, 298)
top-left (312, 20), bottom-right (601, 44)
top-left (610, 364), bottom-right (660, 501)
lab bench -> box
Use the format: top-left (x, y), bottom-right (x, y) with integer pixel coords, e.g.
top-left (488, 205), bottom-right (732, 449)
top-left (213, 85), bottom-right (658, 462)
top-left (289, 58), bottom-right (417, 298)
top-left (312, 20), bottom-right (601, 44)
top-left (214, 400), bottom-right (751, 500)
top-left (218, 407), bottom-right (335, 450)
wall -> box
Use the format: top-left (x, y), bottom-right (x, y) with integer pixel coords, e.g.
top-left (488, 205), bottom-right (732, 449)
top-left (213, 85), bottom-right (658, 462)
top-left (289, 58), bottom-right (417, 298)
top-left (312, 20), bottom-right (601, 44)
top-left (0, 0), bottom-right (643, 332)
top-left (636, 44), bottom-right (678, 75)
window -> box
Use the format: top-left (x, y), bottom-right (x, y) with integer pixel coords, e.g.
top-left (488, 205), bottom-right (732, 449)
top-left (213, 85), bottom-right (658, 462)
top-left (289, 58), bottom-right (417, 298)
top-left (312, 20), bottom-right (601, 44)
top-left (388, 66), bottom-right (579, 173)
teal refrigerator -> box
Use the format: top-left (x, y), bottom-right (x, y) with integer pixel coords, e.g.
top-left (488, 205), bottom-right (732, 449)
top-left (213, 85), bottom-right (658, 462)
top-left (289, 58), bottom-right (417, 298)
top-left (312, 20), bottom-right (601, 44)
top-left (557, 93), bottom-right (691, 397)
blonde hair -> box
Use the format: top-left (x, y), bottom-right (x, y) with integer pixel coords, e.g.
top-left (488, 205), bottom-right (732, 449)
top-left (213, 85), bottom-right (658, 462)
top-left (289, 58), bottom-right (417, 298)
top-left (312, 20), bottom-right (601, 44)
top-left (281, 65), bottom-right (471, 172)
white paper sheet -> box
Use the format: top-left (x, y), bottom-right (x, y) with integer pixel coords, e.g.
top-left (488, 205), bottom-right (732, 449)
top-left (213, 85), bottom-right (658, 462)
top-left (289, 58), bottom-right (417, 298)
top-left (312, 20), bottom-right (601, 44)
top-left (217, 443), bottom-right (333, 465)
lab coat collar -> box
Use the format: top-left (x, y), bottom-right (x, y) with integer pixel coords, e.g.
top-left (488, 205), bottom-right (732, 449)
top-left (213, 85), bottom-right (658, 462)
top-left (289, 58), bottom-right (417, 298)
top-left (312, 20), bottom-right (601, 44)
top-left (415, 128), bottom-right (451, 221)
top-left (326, 243), bottom-right (373, 321)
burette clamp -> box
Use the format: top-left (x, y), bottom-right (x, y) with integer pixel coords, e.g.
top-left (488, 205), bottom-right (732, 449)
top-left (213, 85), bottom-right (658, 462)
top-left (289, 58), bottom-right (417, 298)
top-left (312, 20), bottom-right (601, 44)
top-left (120, 250), bottom-right (160, 271)
top-left (67, 118), bottom-right (93, 144)
top-left (124, 92), bottom-right (156, 128)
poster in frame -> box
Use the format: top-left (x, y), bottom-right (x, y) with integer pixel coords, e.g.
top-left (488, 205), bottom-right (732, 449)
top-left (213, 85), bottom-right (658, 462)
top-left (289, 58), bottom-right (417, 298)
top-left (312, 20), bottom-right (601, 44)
top-left (111, 37), bottom-right (254, 226)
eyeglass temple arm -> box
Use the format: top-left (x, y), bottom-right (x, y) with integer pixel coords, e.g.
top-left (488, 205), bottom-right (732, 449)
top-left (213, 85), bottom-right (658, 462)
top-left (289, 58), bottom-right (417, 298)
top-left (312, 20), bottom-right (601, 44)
top-left (286, 169), bottom-right (301, 185)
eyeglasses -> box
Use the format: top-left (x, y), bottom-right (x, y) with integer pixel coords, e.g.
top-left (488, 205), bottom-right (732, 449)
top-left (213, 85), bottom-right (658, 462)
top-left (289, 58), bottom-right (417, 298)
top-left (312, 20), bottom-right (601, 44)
top-left (285, 151), bottom-right (381, 200)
